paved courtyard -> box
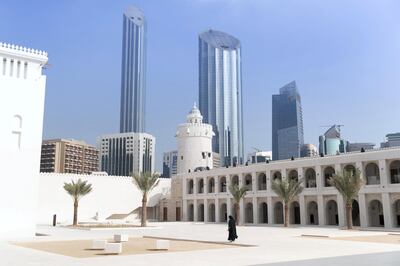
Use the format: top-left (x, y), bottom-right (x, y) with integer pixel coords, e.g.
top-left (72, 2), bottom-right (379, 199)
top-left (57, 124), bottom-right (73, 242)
top-left (2, 223), bottom-right (400, 265)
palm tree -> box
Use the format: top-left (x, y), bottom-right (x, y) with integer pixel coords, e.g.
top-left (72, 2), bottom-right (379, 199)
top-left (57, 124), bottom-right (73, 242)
top-left (228, 184), bottom-right (249, 225)
top-left (63, 179), bottom-right (92, 226)
top-left (328, 168), bottom-right (363, 229)
top-left (132, 172), bottom-right (160, 227)
top-left (271, 177), bottom-right (304, 227)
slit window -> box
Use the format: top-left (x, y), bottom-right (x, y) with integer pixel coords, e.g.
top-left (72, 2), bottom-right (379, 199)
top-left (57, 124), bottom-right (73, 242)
top-left (2, 58), bottom-right (6, 75)
top-left (23, 62), bottom-right (28, 79)
top-left (10, 59), bottom-right (14, 76)
top-left (17, 61), bottom-right (21, 78)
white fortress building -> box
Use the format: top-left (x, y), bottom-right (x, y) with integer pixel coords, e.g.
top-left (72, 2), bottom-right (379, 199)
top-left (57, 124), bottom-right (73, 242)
top-left (0, 43), bottom-right (48, 238)
top-left (176, 104), bottom-right (214, 174)
top-left (180, 147), bottom-right (400, 229)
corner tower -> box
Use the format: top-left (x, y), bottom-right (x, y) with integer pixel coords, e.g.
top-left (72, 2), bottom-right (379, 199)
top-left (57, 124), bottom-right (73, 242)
top-left (176, 104), bottom-right (214, 174)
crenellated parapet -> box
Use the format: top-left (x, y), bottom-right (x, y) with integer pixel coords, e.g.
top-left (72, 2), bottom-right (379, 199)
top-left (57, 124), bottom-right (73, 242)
top-left (0, 42), bottom-right (48, 57)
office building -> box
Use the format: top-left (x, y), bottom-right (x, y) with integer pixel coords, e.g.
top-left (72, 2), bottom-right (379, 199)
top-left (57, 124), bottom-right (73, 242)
top-left (301, 144), bottom-right (318, 157)
top-left (162, 150), bottom-right (178, 178)
top-left (120, 6), bottom-right (146, 133)
top-left (319, 125), bottom-right (347, 155)
top-left (247, 151), bottom-right (272, 164)
top-left (99, 132), bottom-right (155, 176)
top-left (381, 132), bottom-right (400, 148)
top-left (198, 29), bottom-right (244, 167)
top-left (348, 142), bottom-right (375, 152)
top-left (40, 139), bottom-right (99, 174)
top-left (272, 81), bottom-right (304, 160)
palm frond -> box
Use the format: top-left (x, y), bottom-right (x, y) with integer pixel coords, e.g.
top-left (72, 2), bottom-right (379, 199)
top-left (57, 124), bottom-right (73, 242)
top-left (271, 177), bottom-right (304, 205)
top-left (63, 178), bottom-right (92, 201)
top-left (228, 184), bottom-right (249, 204)
top-left (132, 172), bottom-right (160, 196)
top-left (328, 168), bottom-right (363, 204)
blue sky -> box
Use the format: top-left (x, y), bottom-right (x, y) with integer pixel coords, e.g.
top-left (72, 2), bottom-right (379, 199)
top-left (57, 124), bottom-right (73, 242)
top-left (2, 0), bottom-right (400, 171)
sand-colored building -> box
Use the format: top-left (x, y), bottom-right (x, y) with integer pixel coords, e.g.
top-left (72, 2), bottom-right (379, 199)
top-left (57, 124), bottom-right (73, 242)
top-left (40, 139), bottom-right (99, 174)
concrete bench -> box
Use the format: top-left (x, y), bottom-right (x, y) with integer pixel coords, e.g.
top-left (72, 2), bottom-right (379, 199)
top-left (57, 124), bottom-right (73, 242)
top-left (105, 243), bottom-right (122, 254)
top-left (155, 240), bottom-right (170, 250)
top-left (91, 239), bottom-right (107, 250)
top-left (114, 234), bottom-right (128, 242)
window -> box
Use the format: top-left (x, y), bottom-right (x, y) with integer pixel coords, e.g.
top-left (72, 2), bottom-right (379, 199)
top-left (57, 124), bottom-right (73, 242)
top-left (23, 62), bottom-right (28, 79)
top-left (181, 156), bottom-right (183, 160)
top-left (2, 58), bottom-right (6, 75)
top-left (10, 59), bottom-right (14, 76)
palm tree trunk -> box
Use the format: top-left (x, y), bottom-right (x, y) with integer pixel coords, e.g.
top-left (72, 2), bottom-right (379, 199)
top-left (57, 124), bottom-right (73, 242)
top-left (235, 203), bottom-right (240, 226)
top-left (346, 203), bottom-right (353, 230)
top-left (284, 204), bottom-right (289, 227)
top-left (73, 200), bottom-right (78, 226)
top-left (141, 195), bottom-right (147, 227)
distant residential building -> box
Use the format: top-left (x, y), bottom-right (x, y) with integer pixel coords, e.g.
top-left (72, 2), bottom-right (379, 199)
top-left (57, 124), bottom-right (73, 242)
top-left (176, 104), bottom-right (214, 174)
top-left (213, 152), bottom-right (221, 168)
top-left (40, 139), bottom-right (99, 174)
top-left (162, 150), bottom-right (178, 178)
top-left (247, 151), bottom-right (272, 164)
top-left (120, 6), bottom-right (146, 133)
top-left (199, 29), bottom-right (244, 167)
top-left (348, 142), bottom-right (375, 152)
top-left (272, 81), bottom-right (304, 160)
top-left (381, 133), bottom-right (400, 148)
top-left (301, 144), bottom-right (318, 157)
top-left (319, 125), bottom-right (347, 155)
top-left (98, 132), bottom-right (155, 176)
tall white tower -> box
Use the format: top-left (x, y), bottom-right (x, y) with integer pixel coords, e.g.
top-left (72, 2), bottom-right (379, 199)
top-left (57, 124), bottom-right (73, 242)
top-left (176, 104), bottom-right (214, 174)
top-left (0, 42), bottom-right (48, 239)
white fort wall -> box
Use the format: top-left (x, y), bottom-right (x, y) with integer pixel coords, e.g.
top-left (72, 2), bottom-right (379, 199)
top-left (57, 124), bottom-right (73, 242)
top-left (37, 173), bottom-right (171, 225)
top-left (0, 43), bottom-right (48, 239)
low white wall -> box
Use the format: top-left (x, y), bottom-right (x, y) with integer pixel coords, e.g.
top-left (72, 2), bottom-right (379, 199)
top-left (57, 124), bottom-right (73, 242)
top-left (37, 173), bottom-right (171, 225)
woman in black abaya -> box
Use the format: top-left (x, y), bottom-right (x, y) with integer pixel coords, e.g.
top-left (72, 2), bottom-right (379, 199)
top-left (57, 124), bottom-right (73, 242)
top-left (228, 215), bottom-right (238, 242)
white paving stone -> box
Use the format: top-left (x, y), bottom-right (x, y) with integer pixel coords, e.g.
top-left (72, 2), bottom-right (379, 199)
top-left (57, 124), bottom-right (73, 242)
top-left (1, 222), bottom-right (400, 266)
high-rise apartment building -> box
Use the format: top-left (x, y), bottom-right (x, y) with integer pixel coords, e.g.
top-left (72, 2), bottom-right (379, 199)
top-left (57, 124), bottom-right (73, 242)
top-left (98, 132), bottom-right (155, 176)
top-left (162, 150), bottom-right (178, 178)
top-left (40, 139), bottom-right (99, 174)
top-left (120, 6), bottom-right (146, 133)
top-left (198, 29), bottom-right (244, 166)
top-left (272, 81), bottom-right (304, 160)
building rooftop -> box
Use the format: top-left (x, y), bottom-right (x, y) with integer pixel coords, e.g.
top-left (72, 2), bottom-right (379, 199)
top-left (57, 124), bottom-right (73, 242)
top-left (199, 29), bottom-right (240, 49)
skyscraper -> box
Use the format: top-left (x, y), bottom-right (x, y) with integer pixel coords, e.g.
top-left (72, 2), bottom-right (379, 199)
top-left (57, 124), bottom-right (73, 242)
top-left (120, 6), bottom-right (146, 133)
top-left (272, 81), bottom-right (304, 160)
top-left (198, 29), bottom-right (244, 166)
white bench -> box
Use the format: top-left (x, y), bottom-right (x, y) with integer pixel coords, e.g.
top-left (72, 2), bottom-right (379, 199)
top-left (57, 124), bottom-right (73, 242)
top-left (155, 240), bottom-right (170, 250)
top-left (91, 240), bottom-right (107, 250)
top-left (105, 243), bottom-right (122, 254)
top-left (114, 234), bottom-right (128, 242)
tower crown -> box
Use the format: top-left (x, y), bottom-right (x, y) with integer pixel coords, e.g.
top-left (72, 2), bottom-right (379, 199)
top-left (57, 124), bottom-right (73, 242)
top-left (186, 103), bottom-right (203, 124)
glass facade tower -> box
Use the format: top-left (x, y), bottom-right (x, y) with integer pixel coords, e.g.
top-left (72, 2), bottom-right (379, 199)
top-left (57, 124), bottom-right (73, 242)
top-left (198, 29), bottom-right (244, 166)
top-left (120, 6), bottom-right (146, 133)
top-left (272, 81), bottom-right (304, 160)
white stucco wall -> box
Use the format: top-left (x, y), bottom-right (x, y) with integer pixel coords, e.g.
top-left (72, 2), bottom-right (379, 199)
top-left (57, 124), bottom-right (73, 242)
top-left (0, 43), bottom-right (48, 239)
top-left (37, 173), bottom-right (171, 225)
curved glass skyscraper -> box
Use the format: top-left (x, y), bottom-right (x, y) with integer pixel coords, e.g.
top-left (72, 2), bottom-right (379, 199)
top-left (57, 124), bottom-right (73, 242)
top-left (198, 29), bottom-right (244, 166)
top-left (120, 6), bottom-right (146, 133)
